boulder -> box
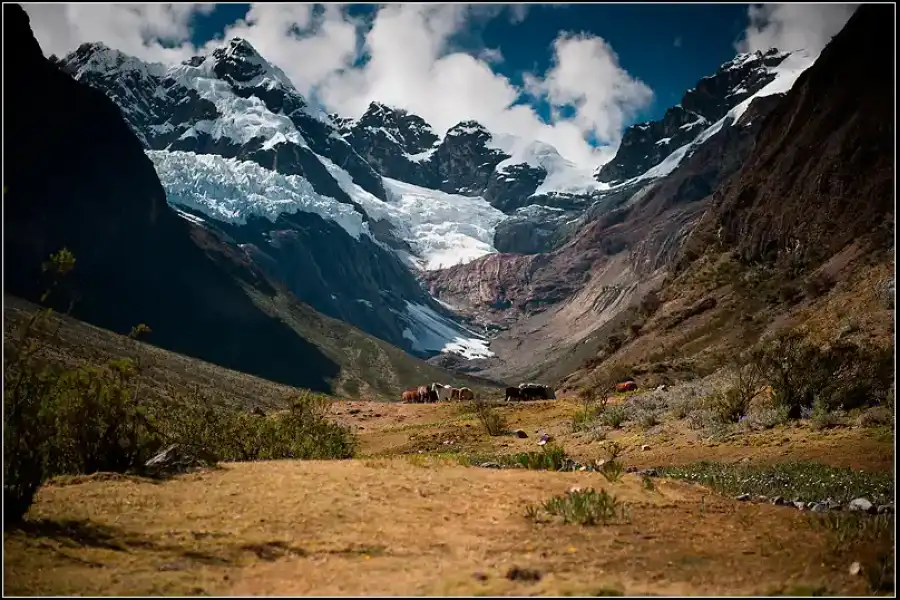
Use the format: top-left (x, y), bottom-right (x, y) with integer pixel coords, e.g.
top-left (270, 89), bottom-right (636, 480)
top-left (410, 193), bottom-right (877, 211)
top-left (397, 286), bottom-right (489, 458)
top-left (144, 444), bottom-right (216, 476)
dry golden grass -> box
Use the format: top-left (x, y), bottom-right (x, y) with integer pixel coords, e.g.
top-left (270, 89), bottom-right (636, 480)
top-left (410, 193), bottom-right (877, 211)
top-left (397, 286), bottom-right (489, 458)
top-left (4, 459), bottom-right (883, 597)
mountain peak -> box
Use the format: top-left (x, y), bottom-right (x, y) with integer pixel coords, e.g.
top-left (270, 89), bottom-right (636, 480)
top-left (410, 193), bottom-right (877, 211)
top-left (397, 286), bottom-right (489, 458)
top-left (209, 36), bottom-right (296, 93)
top-left (222, 37), bottom-right (262, 60)
top-left (446, 120), bottom-right (490, 138)
top-left (62, 41), bottom-right (165, 78)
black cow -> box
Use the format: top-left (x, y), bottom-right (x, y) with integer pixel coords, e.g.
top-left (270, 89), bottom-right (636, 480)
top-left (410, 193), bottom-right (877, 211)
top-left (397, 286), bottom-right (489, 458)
top-left (505, 387), bottom-right (523, 402)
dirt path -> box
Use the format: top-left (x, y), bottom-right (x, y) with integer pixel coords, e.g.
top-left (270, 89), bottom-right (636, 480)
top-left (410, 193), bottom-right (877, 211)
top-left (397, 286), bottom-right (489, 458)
top-left (2, 460), bottom-right (878, 596)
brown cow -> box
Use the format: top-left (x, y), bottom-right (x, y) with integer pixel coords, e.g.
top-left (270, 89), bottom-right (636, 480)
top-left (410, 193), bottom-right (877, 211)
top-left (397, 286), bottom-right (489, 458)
top-left (401, 389), bottom-right (418, 403)
top-left (450, 388), bottom-right (461, 401)
top-left (615, 381), bottom-right (638, 393)
top-left (458, 387), bottom-right (475, 402)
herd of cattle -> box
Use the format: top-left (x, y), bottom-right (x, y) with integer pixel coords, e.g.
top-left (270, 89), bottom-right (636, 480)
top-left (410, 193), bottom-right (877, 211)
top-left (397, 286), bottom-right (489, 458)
top-left (401, 382), bottom-right (556, 403)
top-left (401, 384), bottom-right (475, 403)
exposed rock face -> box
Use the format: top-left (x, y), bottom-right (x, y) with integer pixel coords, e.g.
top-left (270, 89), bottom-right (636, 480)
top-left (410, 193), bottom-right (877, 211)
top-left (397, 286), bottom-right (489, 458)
top-left (595, 49), bottom-right (790, 184)
top-left (702, 4), bottom-right (894, 267)
top-left (337, 102), bottom-right (441, 188)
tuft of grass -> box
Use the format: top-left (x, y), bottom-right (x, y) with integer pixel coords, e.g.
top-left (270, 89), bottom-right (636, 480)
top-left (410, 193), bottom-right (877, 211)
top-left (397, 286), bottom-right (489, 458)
top-left (597, 441), bottom-right (625, 483)
top-left (528, 488), bottom-right (626, 526)
top-left (465, 443), bottom-right (571, 472)
top-left (658, 461), bottom-right (893, 505)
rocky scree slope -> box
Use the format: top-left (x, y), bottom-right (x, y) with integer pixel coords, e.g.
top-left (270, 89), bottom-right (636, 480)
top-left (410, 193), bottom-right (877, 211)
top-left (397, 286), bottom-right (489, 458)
top-left (55, 37), bottom-right (487, 359)
top-left (2, 4), bottom-right (483, 397)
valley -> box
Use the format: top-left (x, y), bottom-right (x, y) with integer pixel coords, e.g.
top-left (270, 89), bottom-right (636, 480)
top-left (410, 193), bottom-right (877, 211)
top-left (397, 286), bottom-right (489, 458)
top-left (3, 3), bottom-right (895, 597)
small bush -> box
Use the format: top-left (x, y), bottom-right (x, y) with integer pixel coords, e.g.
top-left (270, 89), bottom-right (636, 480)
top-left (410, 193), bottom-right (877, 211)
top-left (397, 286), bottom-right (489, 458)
top-left (859, 406), bottom-right (893, 428)
top-left (634, 408), bottom-right (661, 429)
top-left (808, 400), bottom-right (846, 431)
top-left (740, 405), bottom-right (790, 431)
top-left (598, 405), bottom-right (627, 429)
top-left (750, 330), bottom-right (893, 417)
top-left (472, 397), bottom-right (507, 437)
top-left (669, 395), bottom-right (698, 419)
top-left (533, 488), bottom-right (625, 526)
top-left (597, 441), bottom-right (625, 483)
top-left (706, 387), bottom-right (750, 424)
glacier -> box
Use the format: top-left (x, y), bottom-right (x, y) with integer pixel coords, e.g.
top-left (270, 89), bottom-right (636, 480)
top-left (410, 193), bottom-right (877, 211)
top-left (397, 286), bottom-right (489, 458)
top-left (402, 301), bottom-right (495, 359)
top-left (315, 154), bottom-right (508, 271)
top-left (147, 150), bottom-right (371, 240)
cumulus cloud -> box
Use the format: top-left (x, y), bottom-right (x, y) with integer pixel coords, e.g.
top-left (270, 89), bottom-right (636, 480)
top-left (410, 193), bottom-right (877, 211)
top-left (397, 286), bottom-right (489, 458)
top-left (23, 3), bottom-right (656, 168)
top-left (22, 3), bottom-right (213, 63)
top-left (737, 3), bottom-right (858, 56)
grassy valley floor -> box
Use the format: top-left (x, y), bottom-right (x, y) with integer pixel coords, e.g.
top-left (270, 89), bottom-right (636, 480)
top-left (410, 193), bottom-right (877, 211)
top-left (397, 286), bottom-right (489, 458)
top-left (5, 392), bottom-right (894, 596)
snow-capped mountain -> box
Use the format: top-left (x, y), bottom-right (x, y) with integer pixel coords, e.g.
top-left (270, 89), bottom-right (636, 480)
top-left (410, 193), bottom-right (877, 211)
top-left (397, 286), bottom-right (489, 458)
top-left (336, 110), bottom-right (605, 214)
top-left (58, 39), bottom-right (493, 361)
top-left (332, 102), bottom-right (441, 189)
top-left (595, 48), bottom-right (797, 184)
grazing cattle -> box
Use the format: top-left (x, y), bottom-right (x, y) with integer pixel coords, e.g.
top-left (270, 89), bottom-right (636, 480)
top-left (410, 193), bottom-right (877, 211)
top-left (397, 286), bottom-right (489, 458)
top-left (458, 387), bottom-right (475, 402)
top-left (432, 383), bottom-right (453, 402)
top-left (401, 389), bottom-right (419, 403)
top-left (505, 387), bottom-right (523, 402)
top-left (450, 388), bottom-right (462, 401)
top-left (615, 381), bottom-right (638, 393)
top-left (517, 383), bottom-right (554, 401)
top-left (520, 386), bottom-right (546, 401)
top-left (417, 385), bottom-right (431, 403)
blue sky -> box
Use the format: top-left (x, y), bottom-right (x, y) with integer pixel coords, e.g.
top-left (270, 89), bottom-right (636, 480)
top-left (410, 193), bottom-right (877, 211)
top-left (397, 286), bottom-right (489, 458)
top-left (191, 3), bottom-right (752, 124)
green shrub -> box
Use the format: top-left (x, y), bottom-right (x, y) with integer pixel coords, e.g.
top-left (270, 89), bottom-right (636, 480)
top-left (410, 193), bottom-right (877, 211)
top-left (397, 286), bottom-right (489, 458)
top-left (472, 397), bottom-right (507, 436)
top-left (511, 444), bottom-right (569, 471)
top-left (750, 330), bottom-right (893, 417)
top-left (598, 405), bottom-right (627, 429)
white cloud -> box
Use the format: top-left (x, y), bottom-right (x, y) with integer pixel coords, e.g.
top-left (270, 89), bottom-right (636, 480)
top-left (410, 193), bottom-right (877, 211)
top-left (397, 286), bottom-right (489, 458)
top-left (23, 3), bottom-right (655, 169)
top-left (22, 3), bottom-right (213, 63)
top-left (737, 3), bottom-right (858, 56)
